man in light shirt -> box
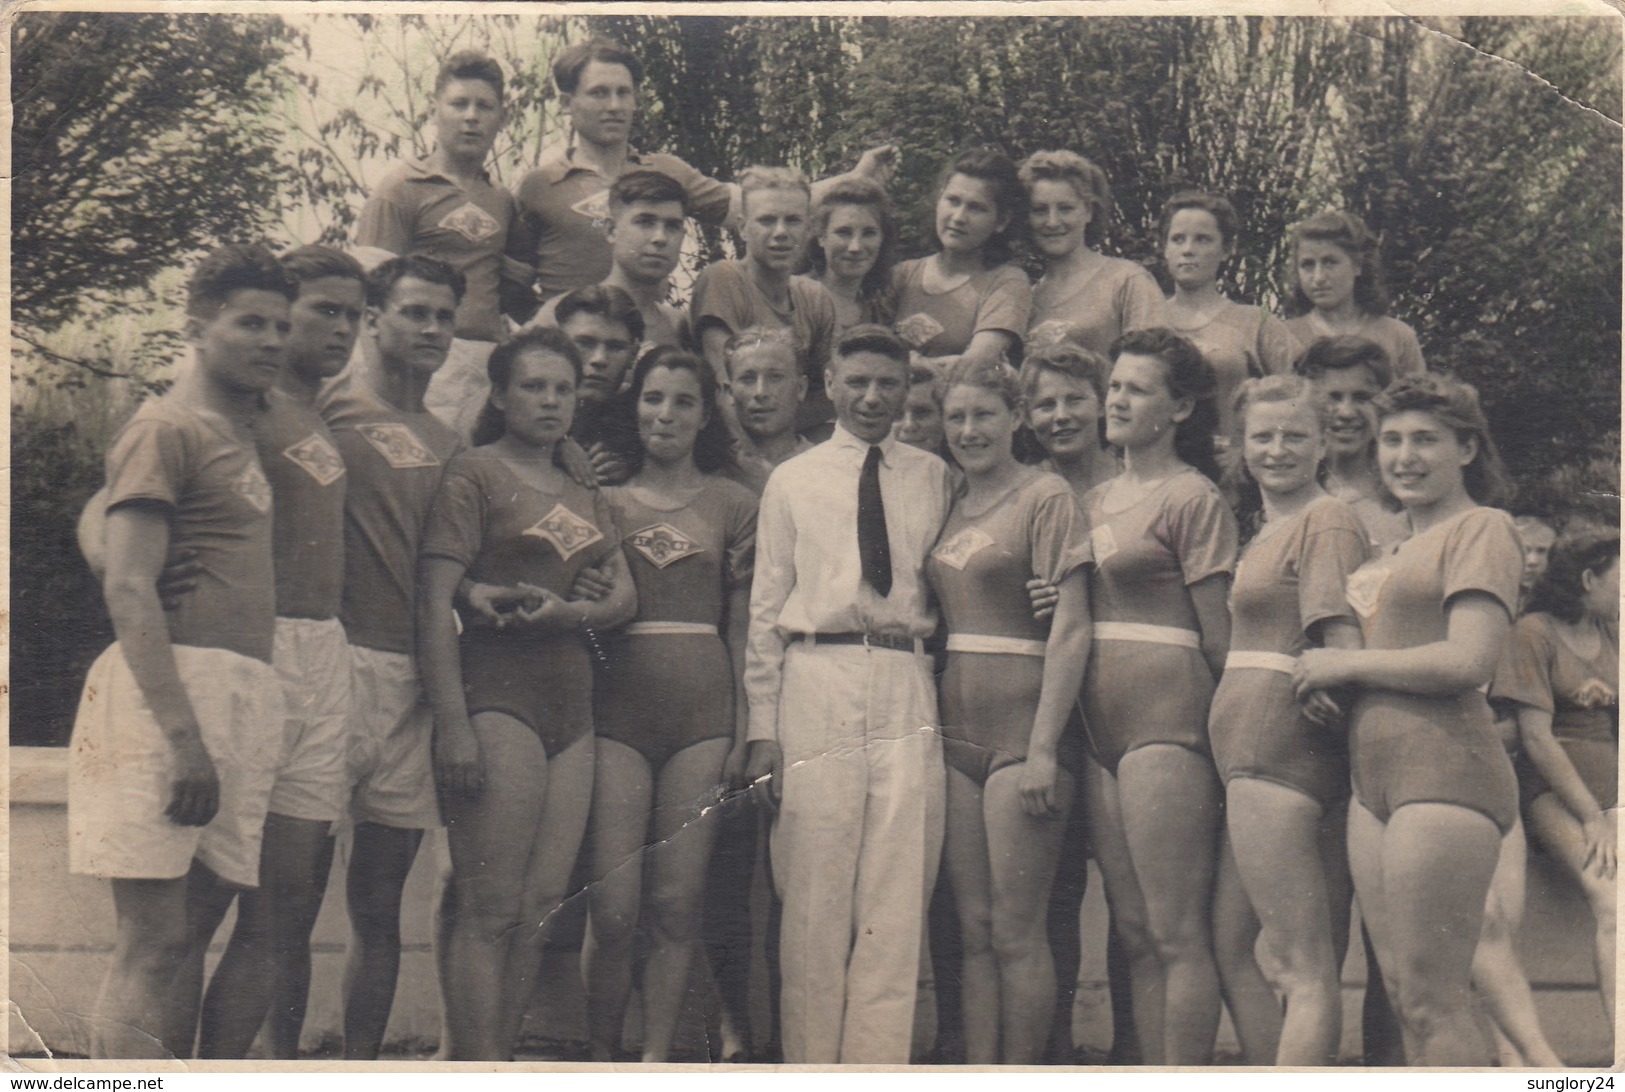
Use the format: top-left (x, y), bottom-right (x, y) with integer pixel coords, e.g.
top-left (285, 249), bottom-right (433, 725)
top-left (743, 324), bottom-right (953, 1064)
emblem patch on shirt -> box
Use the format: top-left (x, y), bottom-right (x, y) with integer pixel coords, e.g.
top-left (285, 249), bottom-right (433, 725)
top-left (627, 523), bottom-right (703, 569)
top-left (1090, 523), bottom-right (1119, 565)
top-left (356, 423), bottom-right (440, 470)
top-left (523, 503), bottom-right (604, 560)
top-left (234, 464), bottom-right (273, 513)
top-left (439, 202), bottom-right (501, 244)
top-left (895, 312), bottom-right (946, 349)
top-left (570, 190), bottom-right (612, 228)
top-left (933, 527), bottom-right (995, 572)
top-left (1344, 564), bottom-right (1390, 619)
top-left (1027, 320), bottom-right (1073, 349)
top-left (282, 432), bottom-right (346, 486)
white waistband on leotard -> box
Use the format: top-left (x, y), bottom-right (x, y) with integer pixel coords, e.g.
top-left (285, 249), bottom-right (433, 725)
top-left (945, 634), bottom-right (1047, 657)
top-left (1093, 622), bottom-right (1201, 649)
top-left (1224, 650), bottom-right (1298, 675)
top-left (624, 622), bottom-right (719, 636)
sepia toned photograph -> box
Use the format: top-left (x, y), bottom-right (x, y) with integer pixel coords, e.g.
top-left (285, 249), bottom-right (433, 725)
top-left (8, 2), bottom-right (1621, 1070)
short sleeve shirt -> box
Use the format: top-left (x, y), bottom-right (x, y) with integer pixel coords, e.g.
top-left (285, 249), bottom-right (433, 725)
top-left (1083, 468), bottom-right (1238, 630)
top-left (1230, 496), bottom-right (1368, 656)
top-left (1285, 312), bottom-right (1426, 378)
top-left (1491, 612), bottom-right (1619, 744)
top-left (104, 395), bottom-right (276, 662)
top-left (318, 374), bottom-right (464, 654)
top-left (605, 476), bottom-right (758, 627)
top-left (1170, 300), bottom-right (1298, 436)
top-left (253, 390), bottom-right (346, 622)
top-left (1028, 257), bottom-right (1165, 360)
top-left (928, 471), bottom-right (1089, 642)
top-left (354, 158), bottom-right (519, 343)
top-left (890, 259), bottom-right (1032, 358)
top-left (511, 144), bottom-right (732, 301)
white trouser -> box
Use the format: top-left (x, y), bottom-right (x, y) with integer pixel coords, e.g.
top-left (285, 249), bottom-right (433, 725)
top-left (770, 640), bottom-right (945, 1064)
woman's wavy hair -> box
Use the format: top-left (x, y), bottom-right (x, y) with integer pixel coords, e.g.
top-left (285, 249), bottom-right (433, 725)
top-left (1226, 374), bottom-right (1333, 544)
top-left (1288, 209), bottom-right (1391, 317)
top-left (1526, 525), bottom-right (1621, 625)
top-left (1108, 327), bottom-right (1223, 484)
top-left (1373, 374), bottom-right (1516, 509)
top-left (471, 327), bottom-right (583, 447)
top-left (1017, 338), bottom-right (1110, 464)
top-left (1159, 189), bottom-right (1240, 252)
top-left (623, 345), bottom-right (737, 475)
top-left (931, 146), bottom-right (1028, 267)
top-left (807, 177), bottom-right (900, 313)
top-left (1018, 150), bottom-right (1112, 250)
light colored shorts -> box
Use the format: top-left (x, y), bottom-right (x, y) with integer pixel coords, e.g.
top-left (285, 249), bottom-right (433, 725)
top-left (269, 616), bottom-right (352, 823)
top-left (346, 644), bottom-right (442, 830)
top-left (422, 338), bottom-right (496, 443)
top-left (68, 643), bottom-right (284, 888)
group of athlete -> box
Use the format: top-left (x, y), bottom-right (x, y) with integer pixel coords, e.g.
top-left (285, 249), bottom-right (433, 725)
top-left (64, 38), bottom-right (1616, 1068)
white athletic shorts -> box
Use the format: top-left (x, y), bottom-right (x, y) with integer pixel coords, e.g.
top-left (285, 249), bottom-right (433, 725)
top-left (346, 645), bottom-right (442, 830)
top-left (268, 616), bottom-right (352, 823)
top-left (68, 643), bottom-right (284, 888)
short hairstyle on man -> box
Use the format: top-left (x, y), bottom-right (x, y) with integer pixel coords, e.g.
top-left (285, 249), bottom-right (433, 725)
top-left (365, 254), bottom-right (467, 310)
top-left (280, 245), bottom-right (366, 288)
top-left (553, 283), bottom-right (646, 347)
top-left (186, 243), bottom-right (297, 320)
top-left (723, 325), bottom-right (798, 375)
top-left (552, 38), bottom-right (643, 94)
top-left (435, 50), bottom-right (504, 100)
top-left (609, 169), bottom-right (691, 219)
top-left (835, 323), bottom-right (910, 368)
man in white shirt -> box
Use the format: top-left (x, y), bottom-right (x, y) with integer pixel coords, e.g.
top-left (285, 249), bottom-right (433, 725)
top-left (743, 325), bottom-right (953, 1064)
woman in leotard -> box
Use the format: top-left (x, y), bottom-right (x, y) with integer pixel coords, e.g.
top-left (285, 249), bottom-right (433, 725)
top-left (1021, 150), bottom-right (1162, 360)
top-left (1209, 375), bottom-right (1368, 1065)
top-left (891, 147), bottom-right (1031, 370)
top-left (581, 347), bottom-right (758, 1062)
top-left (418, 328), bottom-right (637, 1060)
top-left (1294, 374), bottom-right (1521, 1065)
top-left (1284, 211), bottom-right (1425, 377)
top-left (1159, 191), bottom-right (1296, 439)
top-left (805, 176), bottom-right (899, 332)
top-left (1080, 327), bottom-right (1236, 1064)
top-left (1493, 526), bottom-right (1618, 1022)
top-left (925, 358), bottom-right (1091, 1063)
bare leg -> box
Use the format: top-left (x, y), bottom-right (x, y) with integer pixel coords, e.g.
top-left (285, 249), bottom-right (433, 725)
top-left (342, 821), bottom-right (424, 1059)
top-left (92, 878), bottom-right (196, 1059)
top-left (165, 862), bottom-right (239, 1058)
top-left (1471, 820), bottom-right (1561, 1066)
top-left (583, 737), bottom-right (652, 1061)
top-left (1115, 744), bottom-right (1224, 1065)
top-left (703, 791), bottom-right (757, 1060)
top-left (1211, 826), bottom-right (1282, 1063)
top-left (1348, 799), bottom-right (1403, 1065)
top-left (983, 763), bottom-right (1074, 1063)
top-left (942, 766), bottom-right (999, 1064)
top-left (1529, 794), bottom-right (1617, 1018)
top-left (1044, 782), bottom-right (1089, 1062)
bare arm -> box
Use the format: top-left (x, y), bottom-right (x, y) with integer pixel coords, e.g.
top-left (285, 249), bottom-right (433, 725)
top-left (1296, 592), bottom-right (1509, 698)
top-left (418, 554), bottom-right (482, 794)
top-left (1189, 573), bottom-right (1232, 682)
top-left (721, 581), bottom-right (753, 791)
top-left (103, 504), bottom-right (217, 827)
top-left (1517, 702), bottom-right (1615, 878)
top-left (1300, 617), bottom-right (1363, 728)
top-left (1019, 570), bottom-right (1090, 817)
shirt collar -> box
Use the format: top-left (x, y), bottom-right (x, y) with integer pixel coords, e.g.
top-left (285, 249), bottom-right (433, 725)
top-left (830, 422), bottom-right (899, 464)
top-left (403, 155), bottom-right (492, 186)
top-left (536, 142), bottom-right (651, 184)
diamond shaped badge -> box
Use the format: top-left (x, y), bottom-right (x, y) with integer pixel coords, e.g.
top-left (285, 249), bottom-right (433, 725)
top-left (356, 423), bottom-right (439, 470)
top-left (570, 190), bottom-right (612, 228)
top-left (1344, 563), bottom-right (1390, 619)
top-left (933, 526), bottom-right (994, 572)
top-left (896, 312), bottom-right (946, 349)
top-left (439, 202), bottom-right (501, 244)
top-left (627, 522), bottom-right (703, 569)
top-left (1027, 320), bottom-right (1074, 349)
top-left (523, 503), bottom-right (604, 560)
top-left (234, 464), bottom-right (273, 513)
top-left (283, 432), bottom-right (345, 486)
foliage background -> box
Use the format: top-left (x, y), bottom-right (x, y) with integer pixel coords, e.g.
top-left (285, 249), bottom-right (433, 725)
top-left (11, 11), bottom-right (1620, 743)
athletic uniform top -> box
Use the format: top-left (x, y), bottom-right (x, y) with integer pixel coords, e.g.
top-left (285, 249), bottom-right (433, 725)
top-left (606, 476), bottom-right (758, 626)
top-left (890, 259), bottom-right (1031, 359)
top-left (1229, 496), bottom-right (1367, 656)
top-left (1027, 256), bottom-right (1164, 360)
top-left (354, 157), bottom-right (523, 343)
top-left (253, 390), bottom-right (346, 622)
top-left (1166, 300), bottom-right (1298, 437)
top-left (104, 394), bottom-right (276, 662)
top-left (420, 450), bottom-right (620, 599)
top-left (511, 143), bottom-right (732, 301)
top-left (1492, 612), bottom-right (1619, 745)
top-left (1285, 312), bottom-right (1426, 379)
top-left (927, 471), bottom-right (1089, 642)
top-left (318, 374), bottom-right (463, 655)
top-left (1082, 468), bottom-right (1238, 629)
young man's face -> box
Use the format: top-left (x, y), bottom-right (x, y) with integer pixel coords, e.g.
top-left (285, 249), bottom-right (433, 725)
top-left (742, 187), bottom-right (810, 274)
top-left (560, 310), bottom-right (637, 403)
top-left (728, 343), bottom-right (805, 445)
top-left (434, 77), bottom-right (504, 162)
top-left (284, 276), bottom-right (365, 381)
top-left (368, 276), bottom-right (458, 377)
top-left (190, 288), bottom-right (291, 395)
top-left (607, 199), bottom-right (686, 285)
top-left (563, 60), bottom-right (637, 149)
top-left (894, 382), bottom-right (945, 454)
top-left (827, 349), bottom-right (908, 444)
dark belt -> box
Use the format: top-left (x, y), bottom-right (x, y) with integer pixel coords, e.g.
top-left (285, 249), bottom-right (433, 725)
top-left (798, 631), bottom-right (920, 654)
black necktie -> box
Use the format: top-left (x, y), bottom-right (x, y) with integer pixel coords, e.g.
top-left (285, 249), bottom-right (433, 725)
top-left (858, 444), bottom-right (893, 598)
